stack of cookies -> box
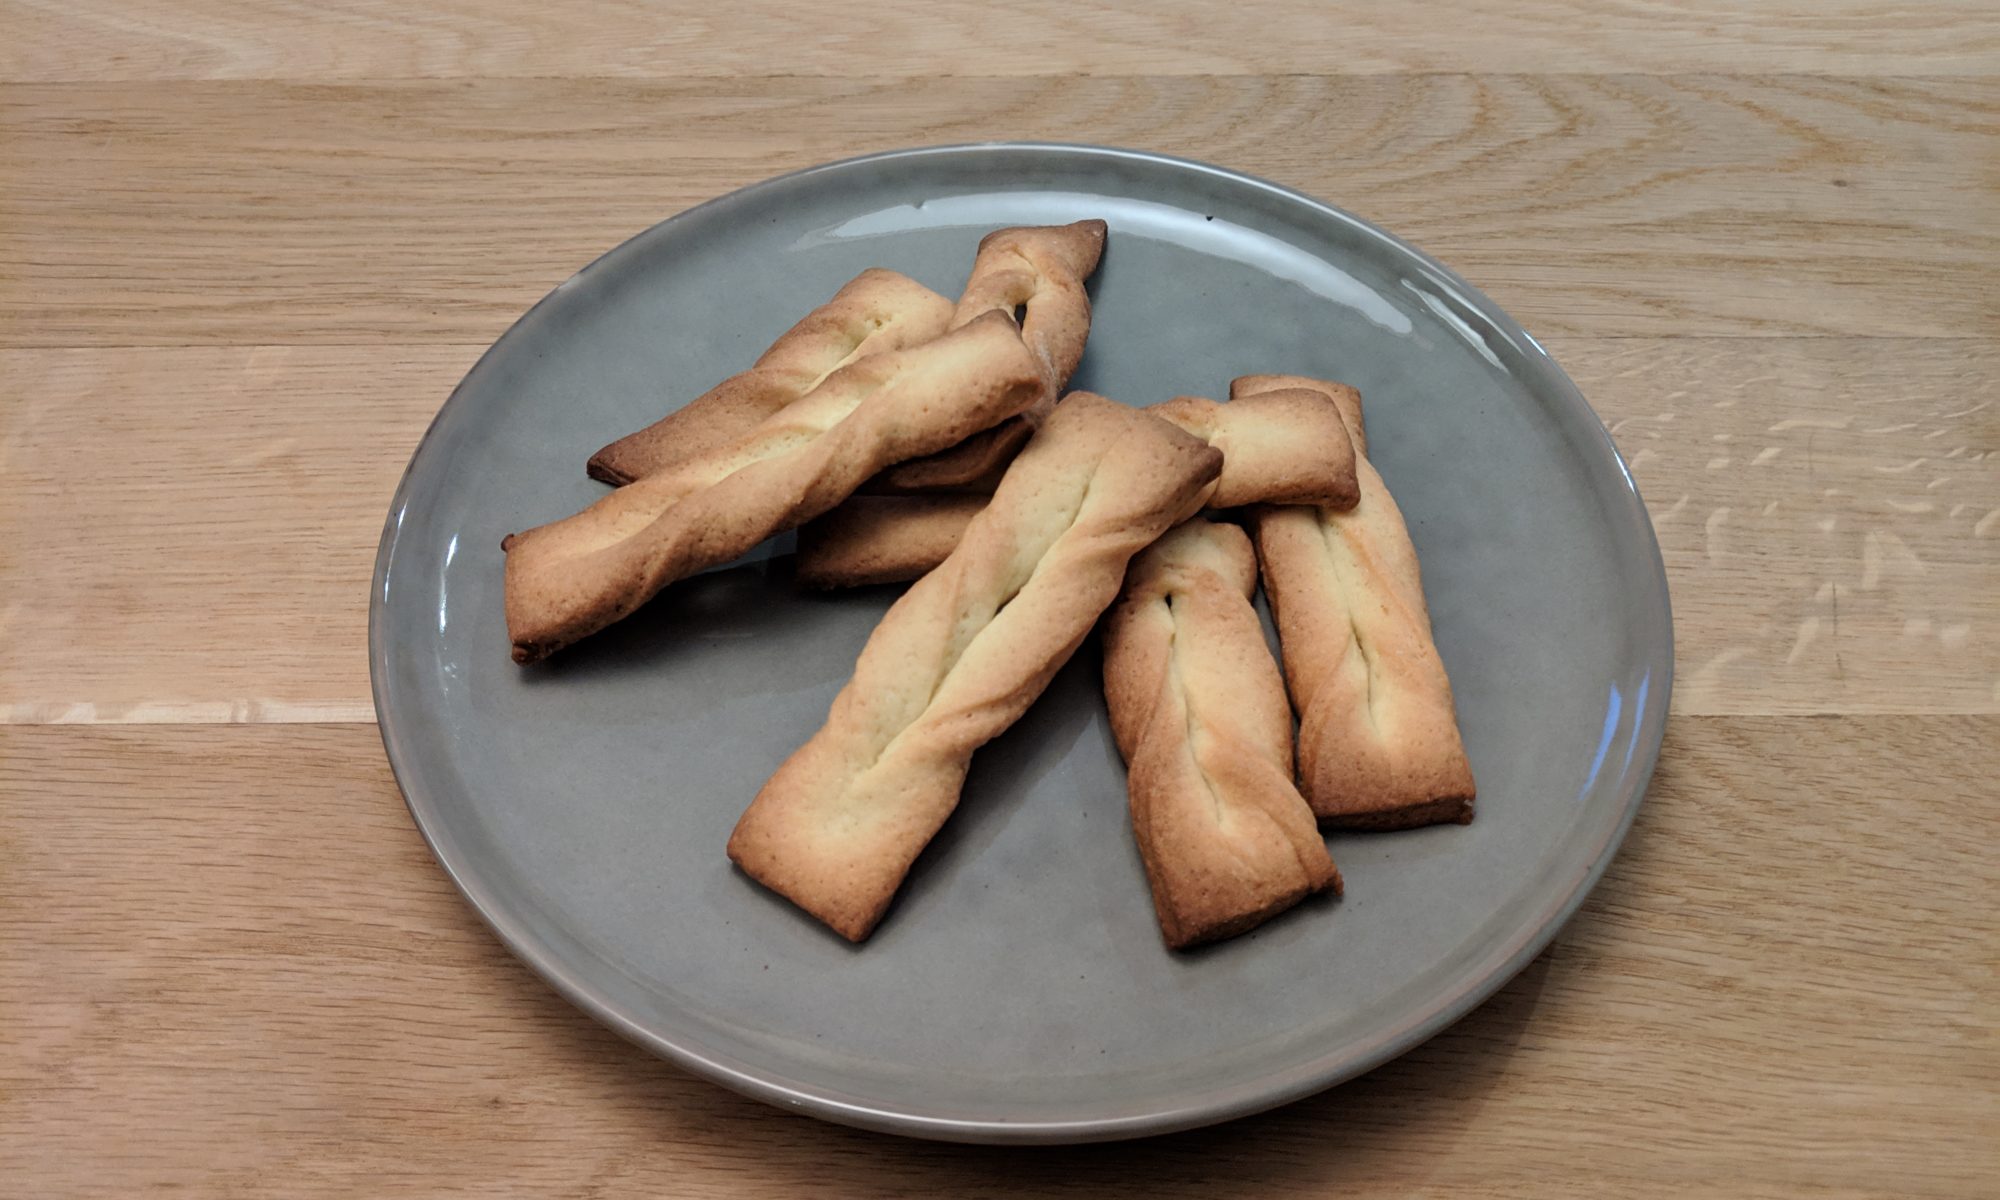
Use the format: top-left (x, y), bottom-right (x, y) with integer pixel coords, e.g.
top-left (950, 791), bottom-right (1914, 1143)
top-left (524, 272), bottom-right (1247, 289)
top-left (502, 221), bottom-right (1475, 950)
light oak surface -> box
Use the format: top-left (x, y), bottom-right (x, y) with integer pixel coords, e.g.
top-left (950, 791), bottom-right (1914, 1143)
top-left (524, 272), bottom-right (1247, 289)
top-left (3, 720), bottom-right (1992, 1197)
top-left (2, 3), bottom-right (1994, 1195)
top-left (6, 75), bottom-right (1996, 344)
top-left (7, 0), bottom-right (1998, 80)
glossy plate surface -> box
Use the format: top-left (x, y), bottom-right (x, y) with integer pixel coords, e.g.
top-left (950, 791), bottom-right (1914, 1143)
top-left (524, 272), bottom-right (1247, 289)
top-left (371, 144), bottom-right (1672, 1143)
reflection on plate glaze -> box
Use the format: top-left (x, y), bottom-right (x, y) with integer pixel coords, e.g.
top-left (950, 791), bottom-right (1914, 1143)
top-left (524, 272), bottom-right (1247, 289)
top-left (801, 193), bottom-right (1414, 337)
top-left (1399, 276), bottom-right (1508, 372)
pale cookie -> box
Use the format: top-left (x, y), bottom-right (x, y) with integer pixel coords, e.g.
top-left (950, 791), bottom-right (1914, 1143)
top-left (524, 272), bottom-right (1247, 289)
top-left (793, 494), bottom-right (988, 591)
top-left (1103, 518), bottom-right (1340, 949)
top-left (503, 312), bottom-right (1041, 663)
top-left (1149, 391), bottom-right (1358, 509)
top-left (1230, 373), bottom-right (1366, 456)
top-left (587, 268), bottom-right (953, 485)
top-left (798, 385), bottom-right (1361, 587)
top-left (1247, 378), bottom-right (1474, 828)
top-left (728, 394), bottom-right (1222, 941)
top-left (870, 220), bottom-right (1107, 492)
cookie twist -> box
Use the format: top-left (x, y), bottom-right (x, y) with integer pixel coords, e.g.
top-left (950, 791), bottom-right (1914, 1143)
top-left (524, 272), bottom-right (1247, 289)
top-left (1145, 389), bottom-right (1359, 509)
top-left (790, 493), bottom-right (989, 592)
top-left (1229, 373), bottom-right (1366, 453)
top-left (1245, 376), bottom-right (1475, 829)
top-left (1103, 518), bottom-right (1340, 949)
top-left (586, 268), bottom-right (954, 486)
top-left (503, 312), bottom-right (1041, 662)
top-left (796, 384), bottom-right (1361, 588)
top-left (728, 393), bottom-right (1222, 940)
top-left (870, 219), bottom-right (1107, 492)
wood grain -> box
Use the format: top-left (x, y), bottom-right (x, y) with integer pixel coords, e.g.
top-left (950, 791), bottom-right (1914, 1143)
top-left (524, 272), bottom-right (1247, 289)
top-left (4, 339), bottom-right (1992, 723)
top-left (0, 346), bottom-right (454, 722)
top-left (1596, 338), bottom-right (2000, 715)
top-left (6, 0), bottom-right (1996, 1187)
top-left (4, 74), bottom-right (1996, 346)
top-left (1, 719), bottom-right (1991, 1197)
top-left (7, 0), bottom-right (1998, 82)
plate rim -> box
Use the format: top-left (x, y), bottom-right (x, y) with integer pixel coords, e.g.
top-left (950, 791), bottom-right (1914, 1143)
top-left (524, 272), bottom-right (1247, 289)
top-left (369, 140), bottom-right (1675, 1144)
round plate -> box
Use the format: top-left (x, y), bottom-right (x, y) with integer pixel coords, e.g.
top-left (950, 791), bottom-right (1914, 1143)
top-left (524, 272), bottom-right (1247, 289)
top-left (371, 143), bottom-right (1672, 1143)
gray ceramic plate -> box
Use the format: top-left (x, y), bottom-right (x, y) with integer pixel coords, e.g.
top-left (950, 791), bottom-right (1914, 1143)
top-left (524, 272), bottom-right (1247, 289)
top-left (371, 143), bottom-right (1671, 1144)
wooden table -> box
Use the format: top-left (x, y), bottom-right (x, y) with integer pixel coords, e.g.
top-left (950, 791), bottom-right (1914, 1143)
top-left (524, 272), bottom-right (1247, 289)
top-left (4, 3), bottom-right (1995, 1194)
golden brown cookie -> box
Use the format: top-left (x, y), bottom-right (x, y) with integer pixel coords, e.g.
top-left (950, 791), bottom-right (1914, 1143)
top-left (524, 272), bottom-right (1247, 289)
top-left (1103, 518), bottom-right (1340, 949)
top-left (503, 312), bottom-right (1041, 663)
top-left (1245, 377), bottom-right (1475, 828)
top-left (1230, 373), bottom-right (1366, 455)
top-left (869, 219), bottom-right (1107, 492)
top-left (796, 384), bottom-right (1361, 587)
top-left (586, 268), bottom-right (953, 485)
top-left (1148, 391), bottom-right (1358, 509)
top-left (792, 494), bottom-right (988, 590)
top-left (727, 394), bottom-right (1222, 940)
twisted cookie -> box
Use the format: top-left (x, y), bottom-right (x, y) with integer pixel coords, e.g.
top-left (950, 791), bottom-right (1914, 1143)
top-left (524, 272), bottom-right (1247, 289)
top-left (587, 268), bottom-right (953, 485)
top-left (728, 394), bottom-right (1222, 940)
top-left (1247, 377), bottom-right (1475, 829)
top-left (870, 219), bottom-right (1107, 492)
top-left (503, 312), bottom-right (1041, 663)
top-left (1146, 390), bottom-right (1359, 509)
top-left (796, 384), bottom-right (1361, 588)
top-left (1229, 373), bottom-right (1366, 454)
top-left (1103, 518), bottom-right (1339, 949)
top-left (790, 493), bottom-right (988, 592)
